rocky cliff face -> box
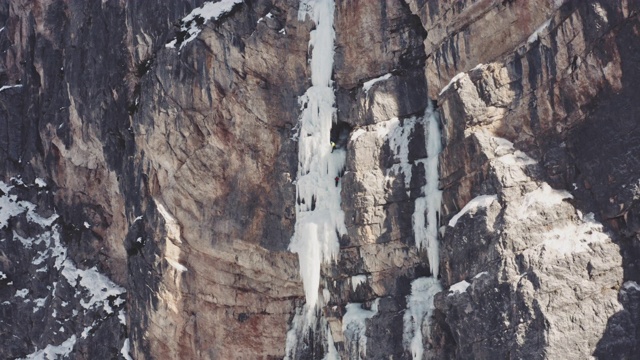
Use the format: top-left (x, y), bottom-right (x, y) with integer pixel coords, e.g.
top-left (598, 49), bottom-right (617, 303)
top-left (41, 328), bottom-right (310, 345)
top-left (1, 0), bottom-right (639, 359)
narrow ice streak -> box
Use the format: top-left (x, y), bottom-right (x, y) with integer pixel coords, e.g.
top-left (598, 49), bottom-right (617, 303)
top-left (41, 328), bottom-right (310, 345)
top-left (121, 339), bottom-right (134, 360)
top-left (403, 277), bottom-right (442, 360)
top-left (448, 195), bottom-right (498, 227)
top-left (0, 84), bottom-right (23, 92)
top-left (119, 310), bottom-right (127, 325)
top-left (363, 73), bottom-right (392, 93)
top-left (165, 0), bottom-right (244, 49)
top-left (412, 107), bottom-right (443, 277)
top-left (288, 0), bottom-right (345, 311)
top-left (324, 324), bottom-right (340, 360)
top-left (473, 271), bottom-right (488, 279)
top-left (438, 72), bottom-right (465, 96)
top-left (404, 108), bottom-right (443, 358)
top-left (166, 257), bottom-right (188, 272)
top-left (342, 300), bottom-right (380, 359)
top-left (527, 19), bottom-right (551, 44)
top-left (623, 281), bottom-right (640, 292)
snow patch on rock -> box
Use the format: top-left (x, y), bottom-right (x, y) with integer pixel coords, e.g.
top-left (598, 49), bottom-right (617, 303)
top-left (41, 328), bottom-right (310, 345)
top-left (20, 335), bottom-right (77, 360)
top-left (448, 280), bottom-right (471, 296)
top-left (519, 183), bottom-right (573, 219)
top-left (448, 195), bottom-right (498, 227)
top-left (165, 0), bottom-right (244, 49)
top-left (363, 73), bottom-right (392, 93)
top-left (351, 274), bottom-right (367, 292)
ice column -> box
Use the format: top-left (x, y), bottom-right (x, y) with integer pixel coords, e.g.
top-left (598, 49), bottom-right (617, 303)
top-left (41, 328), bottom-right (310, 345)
top-left (404, 103), bottom-right (443, 359)
top-left (412, 104), bottom-right (443, 277)
top-left (289, 0), bottom-right (346, 311)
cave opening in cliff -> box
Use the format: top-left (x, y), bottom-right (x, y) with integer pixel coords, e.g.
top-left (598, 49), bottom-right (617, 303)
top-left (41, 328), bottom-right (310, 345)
top-left (330, 120), bottom-right (352, 151)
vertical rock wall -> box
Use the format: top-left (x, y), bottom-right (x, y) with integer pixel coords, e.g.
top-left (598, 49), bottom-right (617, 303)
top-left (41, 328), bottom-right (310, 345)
top-left (1, 0), bottom-right (639, 359)
top-left (412, 0), bottom-right (640, 359)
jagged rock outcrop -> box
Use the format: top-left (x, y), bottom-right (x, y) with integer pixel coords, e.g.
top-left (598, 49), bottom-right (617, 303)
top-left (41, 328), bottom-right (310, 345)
top-left (422, 0), bottom-right (640, 359)
top-left (1, 0), bottom-right (639, 359)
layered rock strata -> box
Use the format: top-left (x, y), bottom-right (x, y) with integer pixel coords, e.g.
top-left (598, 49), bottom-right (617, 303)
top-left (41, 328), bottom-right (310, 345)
top-left (0, 0), bottom-right (639, 359)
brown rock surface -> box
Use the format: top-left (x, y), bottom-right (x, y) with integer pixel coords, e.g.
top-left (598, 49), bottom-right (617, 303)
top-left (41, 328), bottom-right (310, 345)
top-left (1, 0), bottom-right (640, 359)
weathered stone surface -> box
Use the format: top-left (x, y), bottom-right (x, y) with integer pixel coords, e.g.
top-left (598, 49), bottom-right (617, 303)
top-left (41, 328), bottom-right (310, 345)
top-left (2, 0), bottom-right (640, 359)
top-left (421, 0), bottom-right (640, 358)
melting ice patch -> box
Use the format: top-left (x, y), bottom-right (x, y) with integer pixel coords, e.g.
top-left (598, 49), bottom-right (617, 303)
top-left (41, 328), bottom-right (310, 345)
top-left (492, 135), bottom-right (537, 166)
top-left (539, 212), bottom-right (608, 255)
top-left (448, 195), bottom-right (498, 227)
top-left (121, 338), bottom-right (134, 360)
top-left (623, 281), bottom-right (640, 292)
top-left (0, 192), bottom-right (28, 228)
top-left (438, 72), bottom-right (466, 96)
top-left (519, 183), bottom-right (572, 219)
top-left (403, 277), bottom-right (442, 360)
top-left (257, 11), bottom-right (273, 24)
top-left (165, 0), bottom-right (244, 49)
top-left (34, 178), bottom-right (47, 188)
top-left (376, 117), bottom-right (418, 191)
top-left (342, 300), bottom-right (379, 359)
top-left (448, 280), bottom-right (470, 296)
top-left (527, 19), bottom-right (551, 44)
top-left (285, 303), bottom-right (338, 360)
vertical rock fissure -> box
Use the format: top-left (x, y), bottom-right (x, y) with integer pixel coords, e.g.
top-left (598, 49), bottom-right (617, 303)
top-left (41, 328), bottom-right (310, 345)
top-left (285, 0), bottom-right (344, 357)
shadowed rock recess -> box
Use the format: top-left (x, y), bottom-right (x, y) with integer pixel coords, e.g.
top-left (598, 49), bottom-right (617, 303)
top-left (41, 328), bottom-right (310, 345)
top-left (0, 0), bottom-right (639, 359)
